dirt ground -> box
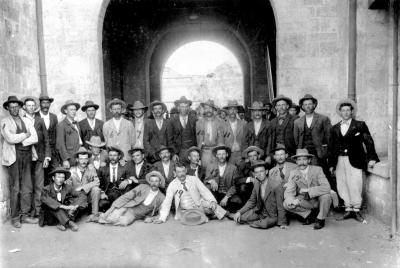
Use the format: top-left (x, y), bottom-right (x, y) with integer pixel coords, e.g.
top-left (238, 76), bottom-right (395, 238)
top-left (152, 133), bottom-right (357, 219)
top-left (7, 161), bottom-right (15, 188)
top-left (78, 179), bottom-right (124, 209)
top-left (1, 213), bottom-right (399, 268)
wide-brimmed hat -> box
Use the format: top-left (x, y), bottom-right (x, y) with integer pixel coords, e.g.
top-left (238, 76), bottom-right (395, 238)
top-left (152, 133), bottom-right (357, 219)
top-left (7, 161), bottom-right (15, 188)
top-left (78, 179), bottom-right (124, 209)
top-left (336, 99), bottom-right (357, 118)
top-left (223, 100), bottom-right (241, 110)
top-left (185, 146), bottom-right (201, 159)
top-left (73, 147), bottom-right (92, 158)
top-left (299, 94), bottom-right (318, 108)
top-left (3, 96), bottom-right (23, 110)
top-left (48, 167), bottom-right (71, 179)
top-left (200, 99), bottom-right (218, 110)
top-left (156, 145), bottom-right (174, 156)
top-left (145, 171), bottom-right (166, 188)
top-left (242, 146), bottom-right (264, 158)
top-left (291, 149), bottom-right (314, 160)
top-left (131, 101), bottom-right (148, 111)
top-left (86, 136), bottom-right (106, 148)
top-left (61, 100), bottom-right (80, 114)
top-left (272, 95), bottom-right (293, 107)
top-left (150, 100), bottom-right (167, 112)
top-left (107, 98), bottom-right (126, 110)
top-left (237, 105), bottom-right (245, 113)
top-left (212, 144), bottom-right (231, 157)
top-left (250, 160), bottom-right (272, 171)
top-left (174, 96), bottom-right (192, 106)
top-left (270, 144), bottom-right (288, 154)
top-left (180, 208), bottom-right (208, 226)
top-left (107, 146), bottom-right (124, 158)
top-left (248, 101), bottom-right (267, 110)
top-left (39, 93), bottom-right (54, 103)
top-left (81, 100), bottom-right (99, 112)
top-left (128, 146), bottom-right (145, 155)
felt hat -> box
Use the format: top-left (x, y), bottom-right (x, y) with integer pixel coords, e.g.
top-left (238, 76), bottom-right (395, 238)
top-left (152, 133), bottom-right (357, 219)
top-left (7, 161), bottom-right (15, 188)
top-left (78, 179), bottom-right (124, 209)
top-left (223, 100), bottom-right (241, 109)
top-left (174, 96), bottom-right (192, 106)
top-left (272, 95), bottom-right (293, 107)
top-left (270, 144), bottom-right (288, 154)
top-left (250, 160), bottom-right (272, 171)
top-left (156, 145), bottom-right (174, 155)
top-left (299, 94), bottom-right (318, 107)
top-left (212, 144), bottom-right (231, 157)
top-left (61, 100), bottom-right (80, 114)
top-left (145, 171), bottom-right (166, 189)
top-left (242, 146), bottom-right (264, 158)
top-left (336, 99), bottom-right (357, 118)
top-left (185, 146), bottom-right (201, 159)
top-left (107, 146), bottom-right (124, 158)
top-left (48, 167), bottom-right (71, 179)
top-left (200, 99), bottom-right (218, 110)
top-left (291, 148), bottom-right (314, 160)
top-left (81, 100), bottom-right (99, 111)
top-left (237, 105), bottom-right (245, 114)
top-left (131, 101), bottom-right (148, 111)
top-left (180, 208), bottom-right (208, 226)
top-left (39, 93), bottom-right (54, 103)
top-left (86, 136), bottom-right (106, 148)
top-left (128, 146), bottom-right (145, 155)
top-left (73, 147), bottom-right (92, 158)
top-left (3, 96), bottom-right (23, 110)
top-left (107, 98), bottom-right (126, 110)
top-left (248, 101), bottom-right (266, 110)
top-left (150, 100), bottom-right (167, 112)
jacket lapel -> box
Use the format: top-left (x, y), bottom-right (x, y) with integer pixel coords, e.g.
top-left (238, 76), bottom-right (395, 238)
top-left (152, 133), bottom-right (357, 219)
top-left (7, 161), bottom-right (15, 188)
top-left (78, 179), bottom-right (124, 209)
top-left (310, 113), bottom-right (319, 130)
top-left (344, 119), bottom-right (357, 137)
top-left (298, 116), bottom-right (305, 132)
top-left (263, 180), bottom-right (273, 202)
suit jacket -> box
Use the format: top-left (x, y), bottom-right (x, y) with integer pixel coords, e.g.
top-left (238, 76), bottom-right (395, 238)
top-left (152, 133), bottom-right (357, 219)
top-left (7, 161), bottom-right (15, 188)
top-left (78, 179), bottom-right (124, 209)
top-left (31, 114), bottom-right (51, 161)
top-left (103, 118), bottom-right (135, 161)
top-left (1, 115), bottom-right (38, 166)
top-left (223, 119), bottom-right (246, 152)
top-left (186, 164), bottom-right (206, 182)
top-left (40, 182), bottom-right (86, 210)
top-left (239, 178), bottom-right (286, 226)
top-left (196, 117), bottom-right (225, 147)
top-left (56, 118), bottom-right (82, 163)
top-left (204, 163), bottom-right (240, 197)
top-left (79, 118), bottom-right (104, 149)
top-left (153, 160), bottom-right (175, 187)
top-left (167, 115), bottom-right (197, 156)
top-left (293, 113), bottom-right (331, 159)
top-left (269, 162), bottom-right (297, 185)
top-left (144, 118), bottom-right (170, 161)
top-left (89, 149), bottom-right (108, 170)
top-left (97, 163), bottom-right (129, 193)
top-left (132, 118), bottom-right (150, 148)
top-left (269, 115), bottom-right (296, 156)
top-left (328, 119), bottom-right (379, 170)
top-left (36, 112), bottom-right (58, 148)
top-left (284, 165), bottom-right (331, 204)
top-left (112, 184), bottom-right (165, 218)
top-left (243, 119), bottom-right (271, 154)
top-left (125, 160), bottom-right (153, 185)
top-left (67, 165), bottom-right (100, 194)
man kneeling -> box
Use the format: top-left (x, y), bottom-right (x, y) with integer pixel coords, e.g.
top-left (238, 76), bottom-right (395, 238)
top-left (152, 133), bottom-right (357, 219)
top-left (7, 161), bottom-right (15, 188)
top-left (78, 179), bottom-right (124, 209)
top-left (230, 160), bottom-right (287, 229)
top-left (284, 149), bottom-right (332, 230)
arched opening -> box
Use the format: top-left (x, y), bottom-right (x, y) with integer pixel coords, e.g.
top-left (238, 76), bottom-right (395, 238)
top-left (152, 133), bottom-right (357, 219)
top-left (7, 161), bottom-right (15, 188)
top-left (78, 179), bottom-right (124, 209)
top-left (161, 41), bottom-right (244, 111)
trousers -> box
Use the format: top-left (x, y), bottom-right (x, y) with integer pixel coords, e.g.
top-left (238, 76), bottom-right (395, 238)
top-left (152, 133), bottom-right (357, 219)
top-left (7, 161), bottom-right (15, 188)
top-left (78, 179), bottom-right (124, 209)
top-left (284, 194), bottom-right (332, 220)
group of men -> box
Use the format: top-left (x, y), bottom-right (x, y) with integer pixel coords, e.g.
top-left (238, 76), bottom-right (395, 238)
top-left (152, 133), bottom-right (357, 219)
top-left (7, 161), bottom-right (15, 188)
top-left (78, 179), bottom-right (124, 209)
top-left (1, 92), bottom-right (379, 231)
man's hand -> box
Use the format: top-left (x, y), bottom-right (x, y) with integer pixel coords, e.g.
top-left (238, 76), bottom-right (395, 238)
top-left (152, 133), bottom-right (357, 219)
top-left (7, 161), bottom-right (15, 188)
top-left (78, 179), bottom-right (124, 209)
top-left (210, 201), bottom-right (218, 211)
top-left (119, 180), bottom-right (129, 190)
top-left (172, 154), bottom-right (179, 162)
top-left (232, 212), bottom-right (241, 223)
top-left (299, 188), bottom-right (309, 194)
top-left (100, 192), bottom-right (108, 200)
top-left (43, 158), bottom-right (50, 168)
top-left (119, 159), bottom-right (127, 166)
top-left (220, 196), bottom-right (229, 207)
top-left (368, 160), bottom-right (376, 169)
top-left (208, 180), bottom-right (218, 191)
top-left (329, 167), bottom-right (335, 176)
top-left (62, 160), bottom-right (70, 169)
top-left (70, 205), bottom-right (79, 211)
top-left (153, 219), bottom-right (164, 224)
top-left (129, 176), bottom-right (139, 184)
top-left (144, 217), bottom-right (154, 223)
top-left (283, 183), bottom-right (288, 189)
top-left (75, 186), bottom-right (83, 192)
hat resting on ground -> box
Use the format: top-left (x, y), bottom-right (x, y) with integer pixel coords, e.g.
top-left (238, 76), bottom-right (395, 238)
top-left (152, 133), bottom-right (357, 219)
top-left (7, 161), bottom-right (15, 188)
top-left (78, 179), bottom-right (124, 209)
top-left (180, 208), bottom-right (208, 226)
top-left (145, 171), bottom-right (166, 189)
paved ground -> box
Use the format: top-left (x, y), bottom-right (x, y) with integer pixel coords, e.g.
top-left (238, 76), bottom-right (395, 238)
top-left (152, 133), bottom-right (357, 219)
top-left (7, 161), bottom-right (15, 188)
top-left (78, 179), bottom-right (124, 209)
top-left (1, 213), bottom-right (399, 268)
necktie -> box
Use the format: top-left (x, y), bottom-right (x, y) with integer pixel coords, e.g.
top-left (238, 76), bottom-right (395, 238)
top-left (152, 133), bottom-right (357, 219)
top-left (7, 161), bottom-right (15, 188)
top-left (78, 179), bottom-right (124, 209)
top-left (181, 181), bottom-right (188, 191)
top-left (112, 167), bottom-right (116, 183)
top-left (279, 167), bottom-right (285, 180)
top-left (278, 116), bottom-right (285, 125)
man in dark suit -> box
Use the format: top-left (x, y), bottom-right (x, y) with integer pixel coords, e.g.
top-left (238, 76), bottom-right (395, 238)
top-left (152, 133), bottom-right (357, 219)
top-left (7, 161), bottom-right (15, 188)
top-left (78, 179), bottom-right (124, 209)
top-left (125, 146), bottom-right (153, 186)
top-left (185, 146), bottom-right (206, 181)
top-left (230, 160), bottom-right (287, 229)
top-left (37, 93), bottom-right (58, 173)
top-left (329, 99), bottom-right (379, 222)
top-left (153, 145), bottom-right (175, 190)
top-left (144, 100), bottom-right (170, 163)
top-left (79, 100), bottom-right (104, 149)
top-left (23, 97), bottom-right (51, 218)
top-left (167, 96), bottom-right (197, 162)
top-left (268, 95), bottom-right (297, 159)
top-left (264, 102), bottom-right (276, 121)
top-left (56, 100), bottom-right (83, 169)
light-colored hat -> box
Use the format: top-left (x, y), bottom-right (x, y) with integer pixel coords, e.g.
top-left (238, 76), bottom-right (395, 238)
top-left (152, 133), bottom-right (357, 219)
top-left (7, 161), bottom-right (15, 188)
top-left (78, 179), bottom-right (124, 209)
top-left (73, 147), bottom-right (92, 158)
top-left (299, 94), bottom-right (318, 107)
top-left (107, 98), bottom-right (126, 110)
top-left (200, 99), bottom-right (218, 110)
top-left (81, 100), bottom-right (99, 111)
top-left (150, 100), bottom-right (167, 112)
top-left (248, 101), bottom-right (267, 110)
top-left (145, 171), bottom-right (166, 188)
top-left (223, 100), bottom-right (241, 109)
top-left (180, 208), bottom-right (208, 226)
top-left (272, 95), bottom-right (293, 107)
top-left (86, 136), bottom-right (106, 148)
top-left (174, 96), bottom-right (192, 106)
top-left (185, 146), bottom-right (201, 159)
top-left (336, 99), bottom-right (357, 118)
top-left (291, 148), bottom-right (314, 160)
top-left (61, 100), bottom-right (80, 114)
top-left (131, 101), bottom-right (148, 111)
top-left (212, 144), bottom-right (231, 158)
top-left (242, 146), bottom-right (264, 158)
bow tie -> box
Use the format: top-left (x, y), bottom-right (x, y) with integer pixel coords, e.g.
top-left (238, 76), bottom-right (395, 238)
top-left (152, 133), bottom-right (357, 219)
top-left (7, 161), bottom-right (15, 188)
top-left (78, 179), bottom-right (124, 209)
top-left (71, 121), bottom-right (77, 124)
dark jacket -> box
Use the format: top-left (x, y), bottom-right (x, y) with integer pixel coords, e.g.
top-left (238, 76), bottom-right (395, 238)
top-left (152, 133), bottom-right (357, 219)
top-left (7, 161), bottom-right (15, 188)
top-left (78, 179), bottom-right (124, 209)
top-left (153, 160), bottom-right (175, 187)
top-left (186, 164), bottom-right (207, 182)
top-left (328, 119), bottom-right (379, 170)
top-left (268, 114), bottom-right (297, 156)
top-left (125, 160), bottom-right (153, 185)
top-left (35, 112), bottom-right (58, 148)
top-left (204, 163), bottom-right (240, 198)
top-left (79, 118), bottom-right (104, 148)
top-left (56, 118), bottom-right (82, 163)
top-left (243, 120), bottom-right (271, 154)
top-left (144, 119), bottom-right (170, 162)
top-left (97, 163), bottom-right (129, 193)
top-left (40, 182), bottom-right (87, 210)
top-left (167, 115), bottom-right (197, 157)
top-left (32, 114), bottom-right (51, 161)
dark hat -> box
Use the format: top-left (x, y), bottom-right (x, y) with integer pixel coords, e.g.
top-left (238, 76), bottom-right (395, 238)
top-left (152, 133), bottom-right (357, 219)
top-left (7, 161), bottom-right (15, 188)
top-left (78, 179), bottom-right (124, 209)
top-left (272, 95), bottom-right (293, 107)
top-left (107, 146), bottom-right (124, 158)
top-left (150, 100), bottom-right (167, 112)
top-left (299, 94), bottom-right (318, 107)
top-left (131, 101), bottom-right (148, 111)
top-left (180, 208), bottom-right (208, 226)
top-left (270, 144), bottom-right (288, 154)
top-left (81, 100), bottom-right (99, 112)
top-left (48, 167), bottom-right (71, 179)
top-left (250, 160), bottom-right (269, 170)
top-left (86, 136), bottom-right (106, 148)
top-left (223, 100), bottom-right (241, 110)
top-left (170, 107), bottom-right (179, 114)
top-left (61, 100), bottom-right (80, 114)
top-left (73, 147), bottom-right (92, 158)
top-left (248, 101), bottom-right (267, 110)
top-left (237, 105), bottom-right (245, 113)
top-left (126, 104), bottom-right (134, 111)
top-left (39, 93), bottom-right (54, 103)
top-left (185, 146), bottom-right (201, 159)
top-left (174, 96), bottom-right (192, 106)
top-left (3, 96), bottom-right (23, 110)
top-left (291, 149), bottom-right (314, 160)
top-left (107, 98), bottom-right (126, 110)
top-left (200, 99), bottom-right (218, 110)
top-left (128, 146), bottom-right (145, 155)
top-left (212, 144), bottom-right (231, 157)
top-left (156, 145), bottom-right (174, 155)
top-left (145, 171), bottom-right (166, 188)
top-left (242, 146), bottom-right (264, 158)
top-left (336, 99), bottom-right (357, 118)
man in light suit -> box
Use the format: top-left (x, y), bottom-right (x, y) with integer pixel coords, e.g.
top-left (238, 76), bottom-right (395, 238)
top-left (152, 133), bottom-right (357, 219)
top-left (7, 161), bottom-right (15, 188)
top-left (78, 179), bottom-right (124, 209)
top-left (79, 100), bottom-right (104, 149)
top-left (56, 100), bottom-right (83, 169)
top-left (269, 145), bottom-right (297, 188)
top-left (153, 145), bottom-right (176, 190)
top-left (284, 149), bottom-right (332, 230)
top-left (103, 98), bottom-right (135, 161)
top-left (1, 96), bottom-right (38, 227)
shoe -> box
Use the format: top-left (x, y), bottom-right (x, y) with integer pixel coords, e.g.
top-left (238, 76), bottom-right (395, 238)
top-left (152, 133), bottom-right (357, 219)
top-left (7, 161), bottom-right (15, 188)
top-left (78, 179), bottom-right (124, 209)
top-left (336, 211), bottom-right (353, 221)
top-left (56, 224), bottom-right (66, 231)
top-left (86, 214), bottom-right (99, 223)
top-left (303, 214), bottom-right (315, 225)
top-left (354, 212), bottom-right (365, 222)
top-left (313, 219), bottom-right (325, 230)
top-left (11, 220), bottom-right (21, 228)
top-left (21, 216), bottom-right (39, 224)
top-left (67, 221), bottom-right (79, 232)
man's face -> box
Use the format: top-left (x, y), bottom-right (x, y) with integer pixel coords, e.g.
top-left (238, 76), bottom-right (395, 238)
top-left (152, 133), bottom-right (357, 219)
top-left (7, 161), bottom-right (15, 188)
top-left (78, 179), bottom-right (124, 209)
top-left (108, 151), bottom-right (120, 164)
top-left (77, 154), bottom-right (89, 168)
top-left (247, 150), bottom-right (259, 162)
top-left (251, 109), bottom-right (263, 120)
top-left (40, 100), bottom-right (51, 113)
top-left (90, 146), bottom-right (101, 155)
top-left (238, 112), bottom-right (245, 120)
top-left (86, 107), bottom-right (97, 119)
top-left (178, 103), bottom-right (189, 116)
top-left (275, 100), bottom-right (289, 115)
top-left (152, 105), bottom-right (163, 118)
top-left (110, 104), bottom-right (122, 118)
top-left (149, 176), bottom-right (160, 191)
top-left (53, 173), bottom-right (66, 186)
top-left (265, 105), bottom-right (272, 113)
top-left (159, 149), bottom-right (171, 162)
top-left (288, 108), bottom-right (298, 116)
top-left (133, 109), bottom-right (145, 118)
top-left (296, 156), bottom-right (310, 170)
top-left (302, 99), bottom-right (315, 114)
top-left (253, 166), bottom-right (267, 181)
top-left (7, 102), bottom-right (20, 117)
top-left (24, 100), bottom-right (36, 115)
top-left (274, 149), bottom-right (288, 164)
top-left (203, 105), bottom-right (214, 117)
top-left (132, 151), bottom-right (144, 164)
top-left (188, 151), bottom-right (200, 165)
top-left (219, 111), bottom-right (227, 120)
top-left (175, 166), bottom-right (187, 180)
top-left (228, 107), bottom-right (237, 119)
top-left (216, 149), bottom-right (228, 164)
top-left (340, 106), bottom-right (353, 120)
top-left (65, 105), bottom-right (77, 119)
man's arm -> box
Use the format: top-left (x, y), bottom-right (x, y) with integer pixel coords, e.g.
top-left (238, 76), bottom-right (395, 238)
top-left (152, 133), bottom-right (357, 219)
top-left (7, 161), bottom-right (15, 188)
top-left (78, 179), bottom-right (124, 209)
top-left (293, 120), bottom-right (300, 148)
top-left (283, 172), bottom-right (297, 204)
top-left (361, 122), bottom-right (380, 163)
top-left (41, 187), bottom-right (62, 210)
top-left (238, 184), bottom-right (257, 214)
top-left (158, 183), bottom-right (175, 222)
top-left (41, 119), bottom-right (51, 159)
top-left (196, 176), bottom-right (217, 202)
top-left (81, 168), bottom-right (101, 193)
top-left (56, 123), bottom-right (69, 162)
top-left (308, 167), bottom-right (331, 198)
top-left (0, 119), bottom-right (28, 144)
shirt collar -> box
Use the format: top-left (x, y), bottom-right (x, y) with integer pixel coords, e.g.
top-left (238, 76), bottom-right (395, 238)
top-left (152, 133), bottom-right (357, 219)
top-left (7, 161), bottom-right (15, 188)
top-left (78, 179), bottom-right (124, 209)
top-left (300, 166), bottom-right (309, 174)
top-left (341, 118), bottom-right (352, 125)
top-left (40, 111), bottom-right (49, 117)
top-left (54, 184), bottom-right (62, 192)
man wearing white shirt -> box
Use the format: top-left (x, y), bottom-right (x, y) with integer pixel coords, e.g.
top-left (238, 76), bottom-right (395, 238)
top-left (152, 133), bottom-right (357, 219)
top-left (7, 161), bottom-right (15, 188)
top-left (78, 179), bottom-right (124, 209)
top-left (153, 145), bottom-right (176, 189)
top-left (125, 146), bottom-right (153, 186)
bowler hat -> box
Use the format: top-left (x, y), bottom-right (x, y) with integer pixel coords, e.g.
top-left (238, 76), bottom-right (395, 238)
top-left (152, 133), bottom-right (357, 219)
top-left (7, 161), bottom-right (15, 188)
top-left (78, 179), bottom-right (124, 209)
top-left (81, 100), bottom-right (99, 112)
top-left (180, 208), bottom-right (208, 226)
top-left (39, 93), bottom-right (54, 103)
top-left (299, 94), bottom-right (318, 108)
top-left (174, 96), bottom-right (192, 106)
top-left (86, 136), bottom-right (106, 148)
top-left (242, 146), bottom-right (264, 158)
top-left (61, 100), bottom-right (80, 114)
top-left (272, 95), bottom-right (293, 107)
top-left (291, 149), bottom-right (314, 160)
top-left (145, 171), bottom-right (166, 188)
top-left (48, 167), bottom-right (71, 179)
top-left (3, 96), bottom-right (23, 110)
top-left (73, 147), bottom-right (92, 158)
top-left (107, 98), bottom-right (126, 110)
